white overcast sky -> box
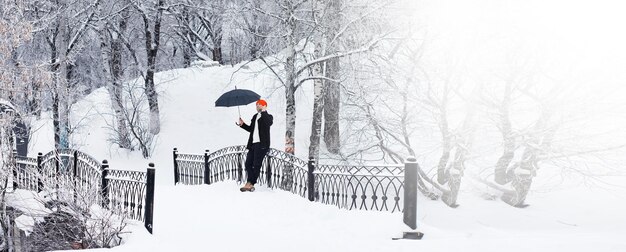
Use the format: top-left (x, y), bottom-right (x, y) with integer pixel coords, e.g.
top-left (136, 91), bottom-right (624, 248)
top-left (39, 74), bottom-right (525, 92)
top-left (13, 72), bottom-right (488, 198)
top-left (391, 0), bottom-right (626, 147)
top-left (404, 0), bottom-right (626, 88)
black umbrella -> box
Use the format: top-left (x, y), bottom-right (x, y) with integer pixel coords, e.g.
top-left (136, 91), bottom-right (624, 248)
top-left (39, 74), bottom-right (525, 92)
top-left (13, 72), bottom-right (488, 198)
top-left (215, 88), bottom-right (261, 117)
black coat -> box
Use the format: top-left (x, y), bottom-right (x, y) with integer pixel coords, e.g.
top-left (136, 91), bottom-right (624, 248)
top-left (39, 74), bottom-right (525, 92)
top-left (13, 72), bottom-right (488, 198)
top-left (240, 111), bottom-right (273, 150)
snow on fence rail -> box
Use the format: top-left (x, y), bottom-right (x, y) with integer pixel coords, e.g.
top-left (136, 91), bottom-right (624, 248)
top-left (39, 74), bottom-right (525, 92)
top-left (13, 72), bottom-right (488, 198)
top-left (13, 149), bottom-right (155, 234)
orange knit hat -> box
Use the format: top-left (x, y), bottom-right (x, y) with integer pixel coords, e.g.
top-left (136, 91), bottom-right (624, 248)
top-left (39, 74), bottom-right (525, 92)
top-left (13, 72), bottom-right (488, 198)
top-left (256, 99), bottom-right (267, 107)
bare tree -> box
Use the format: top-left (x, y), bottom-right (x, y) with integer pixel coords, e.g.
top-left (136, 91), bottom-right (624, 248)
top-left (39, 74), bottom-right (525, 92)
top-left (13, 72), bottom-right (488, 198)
top-left (1, 0), bottom-right (52, 117)
top-left (97, 0), bottom-right (133, 150)
top-left (321, 0), bottom-right (342, 154)
top-left (122, 79), bottom-right (157, 158)
top-left (28, 0), bottom-right (101, 153)
top-left (422, 73), bottom-right (478, 207)
top-left (130, 0), bottom-right (165, 136)
top-left (0, 5), bottom-right (38, 248)
top-left (478, 67), bottom-right (562, 207)
top-left (0, 108), bottom-right (18, 252)
top-left (169, 0), bottom-right (226, 66)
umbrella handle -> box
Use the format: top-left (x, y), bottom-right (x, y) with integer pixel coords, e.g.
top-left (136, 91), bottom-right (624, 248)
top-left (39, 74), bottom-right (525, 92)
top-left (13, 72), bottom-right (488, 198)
top-left (238, 106), bottom-right (241, 118)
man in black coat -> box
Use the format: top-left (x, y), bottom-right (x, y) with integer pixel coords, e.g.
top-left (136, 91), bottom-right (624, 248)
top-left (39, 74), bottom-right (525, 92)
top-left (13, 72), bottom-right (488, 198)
top-left (236, 99), bottom-right (273, 192)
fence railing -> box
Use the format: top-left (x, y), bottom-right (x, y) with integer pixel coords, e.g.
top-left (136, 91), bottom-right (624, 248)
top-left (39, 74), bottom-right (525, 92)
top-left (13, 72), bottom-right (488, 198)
top-left (174, 146), bottom-right (309, 196)
top-left (13, 149), bottom-right (155, 234)
top-left (314, 163), bottom-right (405, 212)
top-left (173, 146), bottom-right (409, 214)
top-left (14, 154), bottom-right (40, 192)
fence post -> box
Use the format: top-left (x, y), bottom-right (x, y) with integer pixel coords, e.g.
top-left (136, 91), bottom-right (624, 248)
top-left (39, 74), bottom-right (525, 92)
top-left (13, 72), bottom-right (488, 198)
top-left (307, 159), bottom-right (315, 202)
top-left (204, 150), bottom-right (211, 184)
top-left (237, 153), bottom-right (243, 183)
top-left (37, 152), bottom-right (43, 192)
top-left (55, 150), bottom-right (60, 199)
top-left (55, 150), bottom-right (60, 176)
top-left (73, 150), bottom-right (78, 178)
top-left (396, 156), bottom-right (423, 240)
top-left (145, 163), bottom-right (156, 234)
top-left (12, 150), bottom-right (18, 190)
top-left (266, 154), bottom-right (272, 188)
top-left (100, 160), bottom-right (109, 208)
top-left (173, 148), bottom-right (179, 185)
top-left (73, 150), bottom-right (78, 204)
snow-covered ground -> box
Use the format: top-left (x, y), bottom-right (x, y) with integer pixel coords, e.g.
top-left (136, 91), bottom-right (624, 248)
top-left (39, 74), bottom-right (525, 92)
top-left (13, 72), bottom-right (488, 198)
top-left (17, 57), bottom-right (624, 252)
top-left (43, 181), bottom-right (623, 252)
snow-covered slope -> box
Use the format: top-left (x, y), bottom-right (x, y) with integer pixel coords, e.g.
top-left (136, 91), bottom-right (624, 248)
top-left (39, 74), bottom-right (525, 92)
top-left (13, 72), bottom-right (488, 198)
top-left (28, 60), bottom-right (313, 186)
top-left (26, 59), bottom-right (626, 252)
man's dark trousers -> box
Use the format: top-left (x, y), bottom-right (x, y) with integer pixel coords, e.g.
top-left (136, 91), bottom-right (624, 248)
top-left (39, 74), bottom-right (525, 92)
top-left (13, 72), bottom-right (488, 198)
top-left (245, 143), bottom-right (268, 185)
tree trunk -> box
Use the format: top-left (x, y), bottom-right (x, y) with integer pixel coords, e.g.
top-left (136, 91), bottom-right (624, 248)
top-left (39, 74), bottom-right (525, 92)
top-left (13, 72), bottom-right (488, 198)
top-left (442, 100), bottom-right (475, 207)
top-left (49, 31), bottom-right (61, 151)
top-left (8, 48), bottom-right (18, 102)
top-left (142, 0), bottom-right (165, 135)
top-left (183, 46), bottom-right (192, 67)
top-left (181, 8), bottom-right (192, 68)
top-left (57, 8), bottom-right (70, 152)
top-left (52, 92), bottom-right (60, 149)
top-left (210, 9), bottom-right (224, 64)
top-left (323, 58), bottom-right (340, 154)
top-left (111, 17), bottom-right (132, 149)
top-left (308, 39), bottom-right (325, 161)
top-left (99, 17), bottom-right (132, 150)
top-left (436, 104), bottom-right (452, 185)
top-left (495, 83), bottom-right (514, 185)
top-left (145, 67), bottom-right (160, 135)
top-left (248, 0), bottom-right (262, 60)
top-left (29, 82), bottom-right (41, 118)
top-left (503, 108), bottom-right (553, 207)
top-left (281, 1), bottom-right (297, 190)
top-left (212, 46), bottom-right (223, 64)
top-left (323, 0), bottom-right (342, 154)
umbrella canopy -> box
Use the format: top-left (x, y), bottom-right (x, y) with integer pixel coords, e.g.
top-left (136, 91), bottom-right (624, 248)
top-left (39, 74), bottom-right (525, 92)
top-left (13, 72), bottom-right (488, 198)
top-left (215, 89), bottom-right (261, 107)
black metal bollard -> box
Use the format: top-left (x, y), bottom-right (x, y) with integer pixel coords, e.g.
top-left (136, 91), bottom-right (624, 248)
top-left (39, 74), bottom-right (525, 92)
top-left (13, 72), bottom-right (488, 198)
top-left (237, 153), bottom-right (243, 183)
top-left (73, 150), bottom-right (78, 204)
top-left (12, 150), bottom-right (18, 190)
top-left (55, 150), bottom-right (60, 175)
top-left (403, 157), bottom-right (418, 229)
top-left (37, 152), bottom-right (43, 192)
top-left (100, 160), bottom-right (110, 208)
top-left (307, 159), bottom-right (315, 202)
top-left (145, 163), bottom-right (156, 234)
top-left (73, 150), bottom-right (78, 178)
top-left (395, 156), bottom-right (424, 240)
top-left (173, 148), bottom-right (179, 185)
top-left (204, 150), bottom-right (211, 185)
top-left (266, 154), bottom-right (272, 188)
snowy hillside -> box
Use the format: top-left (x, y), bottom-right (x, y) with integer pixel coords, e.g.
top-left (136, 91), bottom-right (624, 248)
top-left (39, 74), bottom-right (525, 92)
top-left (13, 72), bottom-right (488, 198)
top-left (21, 58), bottom-right (625, 252)
top-left (28, 59), bottom-right (314, 186)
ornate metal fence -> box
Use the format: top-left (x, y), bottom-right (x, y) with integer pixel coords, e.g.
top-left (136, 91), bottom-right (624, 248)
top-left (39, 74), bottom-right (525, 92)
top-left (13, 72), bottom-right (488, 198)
top-left (174, 146), bottom-right (309, 197)
top-left (13, 149), bottom-right (155, 233)
top-left (174, 146), bottom-right (406, 213)
top-left (264, 148), bottom-right (308, 197)
top-left (314, 164), bottom-right (404, 212)
top-left (14, 155), bottom-right (40, 192)
top-left (101, 162), bottom-right (155, 233)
